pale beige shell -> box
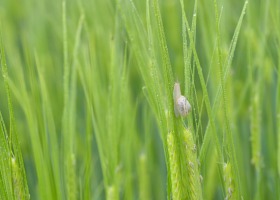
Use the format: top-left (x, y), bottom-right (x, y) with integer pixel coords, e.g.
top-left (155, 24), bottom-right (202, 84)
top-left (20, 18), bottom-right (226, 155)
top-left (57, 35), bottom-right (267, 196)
top-left (173, 82), bottom-right (191, 117)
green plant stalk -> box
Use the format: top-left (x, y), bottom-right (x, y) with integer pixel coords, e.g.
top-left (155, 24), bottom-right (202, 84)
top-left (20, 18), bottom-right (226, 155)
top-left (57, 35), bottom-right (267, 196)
top-left (278, 48), bottom-right (280, 179)
top-left (34, 53), bottom-right (62, 199)
top-left (62, 0), bottom-right (70, 198)
top-left (275, 11), bottom-right (280, 192)
top-left (276, 11), bottom-right (280, 181)
top-left (250, 92), bottom-right (261, 170)
top-left (67, 13), bottom-right (84, 200)
top-left (66, 154), bottom-right (77, 200)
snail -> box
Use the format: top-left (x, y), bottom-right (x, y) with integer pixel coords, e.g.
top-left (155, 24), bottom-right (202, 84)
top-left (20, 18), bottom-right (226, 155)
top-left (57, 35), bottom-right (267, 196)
top-left (173, 82), bottom-right (191, 117)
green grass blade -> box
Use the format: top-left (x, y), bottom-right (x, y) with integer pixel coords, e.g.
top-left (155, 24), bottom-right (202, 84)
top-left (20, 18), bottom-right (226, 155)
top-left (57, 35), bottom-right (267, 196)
top-left (199, 1), bottom-right (248, 164)
top-left (179, 0), bottom-right (224, 185)
top-left (0, 111), bottom-right (12, 199)
top-left (1, 31), bottom-right (30, 200)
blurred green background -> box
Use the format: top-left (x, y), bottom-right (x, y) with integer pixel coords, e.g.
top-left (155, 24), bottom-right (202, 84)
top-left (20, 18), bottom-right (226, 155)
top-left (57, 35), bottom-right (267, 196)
top-left (0, 0), bottom-right (279, 199)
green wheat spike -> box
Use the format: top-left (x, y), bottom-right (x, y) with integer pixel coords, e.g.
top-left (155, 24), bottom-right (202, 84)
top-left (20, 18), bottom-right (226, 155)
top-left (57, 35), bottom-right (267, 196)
top-left (182, 128), bottom-right (203, 200)
top-left (167, 132), bottom-right (183, 200)
top-left (223, 162), bottom-right (236, 200)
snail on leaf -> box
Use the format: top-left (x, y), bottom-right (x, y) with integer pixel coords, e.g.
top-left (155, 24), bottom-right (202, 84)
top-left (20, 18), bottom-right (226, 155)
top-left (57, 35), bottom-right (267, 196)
top-left (173, 82), bottom-right (191, 117)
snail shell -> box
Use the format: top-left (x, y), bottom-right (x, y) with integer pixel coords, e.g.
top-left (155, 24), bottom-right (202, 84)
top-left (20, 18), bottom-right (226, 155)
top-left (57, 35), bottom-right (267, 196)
top-left (173, 82), bottom-right (191, 117)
